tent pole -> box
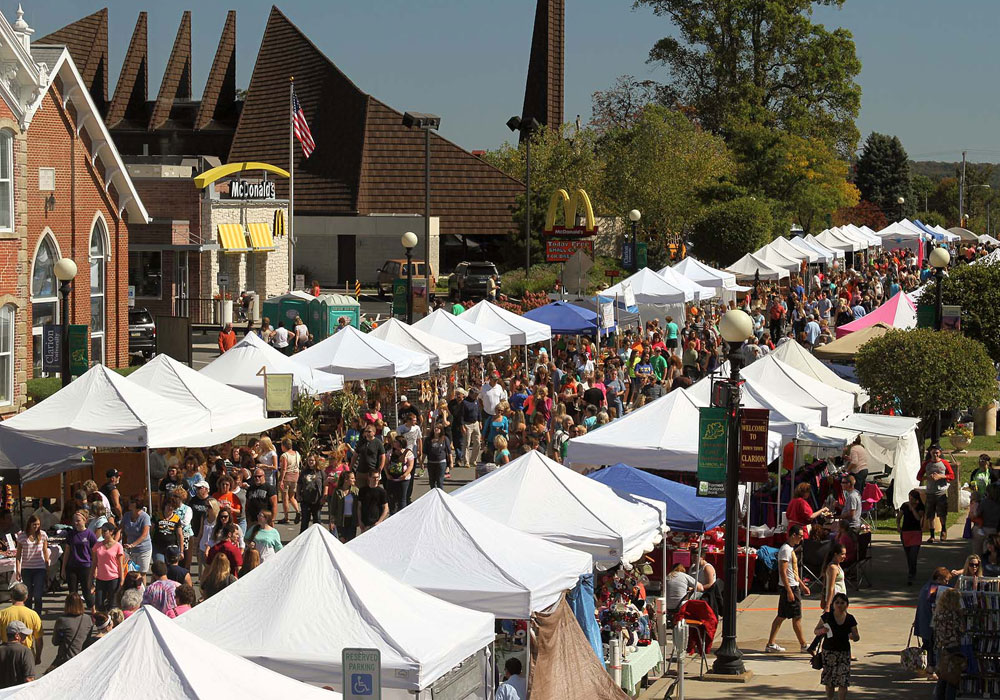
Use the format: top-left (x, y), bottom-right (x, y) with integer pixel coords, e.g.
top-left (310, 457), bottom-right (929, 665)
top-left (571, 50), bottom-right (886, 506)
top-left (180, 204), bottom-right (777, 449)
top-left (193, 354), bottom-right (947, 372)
top-left (59, 473), bottom-right (65, 515)
top-left (393, 377), bottom-right (399, 430)
top-left (145, 448), bottom-right (153, 514)
top-left (525, 617), bottom-right (531, 697)
top-left (745, 483), bottom-right (752, 594)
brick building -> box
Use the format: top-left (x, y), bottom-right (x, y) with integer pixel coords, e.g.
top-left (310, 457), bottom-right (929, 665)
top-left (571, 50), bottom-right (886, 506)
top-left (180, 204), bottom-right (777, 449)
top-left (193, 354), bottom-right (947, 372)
top-left (0, 9), bottom-right (147, 413)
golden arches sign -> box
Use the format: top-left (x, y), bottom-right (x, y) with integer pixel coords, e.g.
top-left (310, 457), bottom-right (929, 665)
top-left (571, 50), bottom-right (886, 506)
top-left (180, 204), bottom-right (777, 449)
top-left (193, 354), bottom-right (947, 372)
top-left (544, 188), bottom-right (597, 234)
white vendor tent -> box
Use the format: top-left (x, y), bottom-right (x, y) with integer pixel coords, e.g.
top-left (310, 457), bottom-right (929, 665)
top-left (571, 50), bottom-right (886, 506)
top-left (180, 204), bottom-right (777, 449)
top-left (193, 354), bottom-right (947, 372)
top-left (815, 228), bottom-right (864, 252)
top-left (0, 606), bottom-right (341, 700)
top-left (200, 333), bottom-right (344, 397)
top-left (974, 249), bottom-right (1000, 266)
top-left (368, 318), bottom-right (468, 370)
top-left (564, 388), bottom-right (703, 472)
top-left (980, 234), bottom-right (1000, 247)
top-left (753, 243), bottom-right (803, 272)
top-left (768, 236), bottom-right (818, 264)
top-left (413, 309), bottom-right (511, 356)
top-left (725, 253), bottom-right (789, 281)
top-left (877, 220), bottom-right (925, 245)
top-left (803, 234), bottom-right (846, 259)
top-left (671, 256), bottom-right (739, 290)
top-left (129, 354), bottom-right (289, 440)
top-left (786, 236), bottom-right (828, 264)
top-left (770, 340), bottom-right (869, 408)
top-left (349, 488), bottom-right (592, 618)
top-left (0, 426), bottom-right (91, 483)
top-left (452, 451), bottom-right (663, 568)
top-left (2, 365), bottom-right (208, 449)
top-left (844, 224), bottom-right (882, 247)
top-left (603, 267), bottom-right (691, 304)
top-left (176, 525), bottom-right (494, 693)
top-left (833, 225), bottom-right (874, 249)
top-left (459, 300), bottom-right (552, 345)
top-left (655, 265), bottom-right (716, 301)
top-left (295, 325), bottom-right (430, 379)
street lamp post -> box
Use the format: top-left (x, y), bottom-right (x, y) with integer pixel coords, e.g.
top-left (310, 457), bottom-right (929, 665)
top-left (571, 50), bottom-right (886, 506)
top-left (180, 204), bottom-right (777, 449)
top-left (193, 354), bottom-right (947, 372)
top-left (402, 112), bottom-right (441, 297)
top-left (628, 209), bottom-right (641, 272)
top-left (929, 246), bottom-right (950, 445)
top-left (401, 231), bottom-right (418, 324)
top-left (711, 308), bottom-right (754, 677)
top-left (897, 196), bottom-right (905, 221)
top-left (507, 116), bottom-right (540, 275)
top-left (54, 258), bottom-right (78, 388)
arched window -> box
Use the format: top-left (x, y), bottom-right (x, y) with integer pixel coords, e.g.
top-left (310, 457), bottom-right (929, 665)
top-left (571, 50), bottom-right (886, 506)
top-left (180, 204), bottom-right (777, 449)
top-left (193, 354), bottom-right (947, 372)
top-left (90, 219), bottom-right (107, 366)
top-left (0, 304), bottom-right (13, 404)
top-left (31, 235), bottom-right (58, 375)
top-left (0, 130), bottom-right (13, 232)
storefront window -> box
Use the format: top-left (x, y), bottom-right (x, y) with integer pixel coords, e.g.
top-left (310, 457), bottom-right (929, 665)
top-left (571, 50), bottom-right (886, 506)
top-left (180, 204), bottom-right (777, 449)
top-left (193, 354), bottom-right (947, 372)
top-left (128, 251), bottom-right (162, 298)
top-left (31, 235), bottom-right (58, 375)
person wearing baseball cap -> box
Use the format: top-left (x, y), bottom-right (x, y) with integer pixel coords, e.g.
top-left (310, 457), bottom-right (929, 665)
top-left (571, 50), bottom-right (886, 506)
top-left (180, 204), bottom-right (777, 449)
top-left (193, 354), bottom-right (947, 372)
top-left (0, 619), bottom-right (34, 687)
top-left (101, 468), bottom-right (123, 521)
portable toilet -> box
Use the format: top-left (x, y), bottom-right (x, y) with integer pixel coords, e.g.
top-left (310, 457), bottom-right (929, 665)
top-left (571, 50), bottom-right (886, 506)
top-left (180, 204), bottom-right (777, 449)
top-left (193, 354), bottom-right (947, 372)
top-left (261, 291), bottom-right (312, 331)
top-left (307, 297), bottom-right (329, 340)
top-left (320, 293), bottom-right (361, 335)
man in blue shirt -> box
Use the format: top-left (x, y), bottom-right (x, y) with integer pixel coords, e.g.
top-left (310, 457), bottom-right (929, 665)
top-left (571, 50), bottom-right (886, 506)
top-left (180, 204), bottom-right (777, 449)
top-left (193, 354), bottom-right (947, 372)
top-left (495, 658), bottom-right (526, 700)
top-left (804, 315), bottom-right (822, 347)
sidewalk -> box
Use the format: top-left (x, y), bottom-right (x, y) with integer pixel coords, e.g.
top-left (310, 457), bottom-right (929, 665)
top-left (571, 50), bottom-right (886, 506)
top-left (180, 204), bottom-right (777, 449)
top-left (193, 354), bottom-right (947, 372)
top-left (636, 517), bottom-right (971, 699)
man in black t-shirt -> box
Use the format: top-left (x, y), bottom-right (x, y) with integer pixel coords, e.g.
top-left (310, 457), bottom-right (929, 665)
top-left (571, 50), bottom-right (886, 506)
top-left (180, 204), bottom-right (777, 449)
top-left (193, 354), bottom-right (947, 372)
top-left (158, 466), bottom-right (184, 503)
top-left (357, 471), bottom-right (389, 533)
top-left (244, 469), bottom-right (278, 523)
top-left (187, 481), bottom-right (212, 541)
top-left (352, 426), bottom-right (386, 476)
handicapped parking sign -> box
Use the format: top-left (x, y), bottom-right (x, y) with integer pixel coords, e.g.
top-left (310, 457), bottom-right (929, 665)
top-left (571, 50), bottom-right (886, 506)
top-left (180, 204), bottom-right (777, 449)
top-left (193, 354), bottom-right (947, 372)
top-left (343, 648), bottom-right (382, 699)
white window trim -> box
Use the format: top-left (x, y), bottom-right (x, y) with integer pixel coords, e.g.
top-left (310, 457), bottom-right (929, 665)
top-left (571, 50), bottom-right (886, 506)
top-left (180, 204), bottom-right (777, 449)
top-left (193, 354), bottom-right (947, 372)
top-left (0, 130), bottom-right (13, 233)
top-left (0, 304), bottom-right (14, 406)
top-left (90, 221), bottom-right (106, 366)
top-left (31, 233), bottom-right (61, 377)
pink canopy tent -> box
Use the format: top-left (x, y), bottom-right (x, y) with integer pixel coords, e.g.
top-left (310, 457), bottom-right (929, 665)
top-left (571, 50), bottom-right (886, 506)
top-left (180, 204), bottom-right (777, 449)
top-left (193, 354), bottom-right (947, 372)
top-left (835, 291), bottom-right (916, 338)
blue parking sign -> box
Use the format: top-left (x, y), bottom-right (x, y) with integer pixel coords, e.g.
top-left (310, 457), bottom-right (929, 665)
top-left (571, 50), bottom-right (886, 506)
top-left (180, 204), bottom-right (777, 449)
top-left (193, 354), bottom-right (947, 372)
top-left (352, 674), bottom-right (374, 696)
top-left (343, 648), bottom-right (382, 699)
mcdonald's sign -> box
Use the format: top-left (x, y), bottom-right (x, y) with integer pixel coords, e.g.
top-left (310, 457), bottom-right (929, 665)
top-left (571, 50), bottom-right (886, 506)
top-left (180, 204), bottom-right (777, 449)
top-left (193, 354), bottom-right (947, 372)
top-left (544, 188), bottom-right (597, 235)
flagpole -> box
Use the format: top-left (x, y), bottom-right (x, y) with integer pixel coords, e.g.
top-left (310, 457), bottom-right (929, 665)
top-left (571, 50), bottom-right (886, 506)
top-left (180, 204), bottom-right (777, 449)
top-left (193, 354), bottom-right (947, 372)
top-left (288, 76), bottom-right (295, 291)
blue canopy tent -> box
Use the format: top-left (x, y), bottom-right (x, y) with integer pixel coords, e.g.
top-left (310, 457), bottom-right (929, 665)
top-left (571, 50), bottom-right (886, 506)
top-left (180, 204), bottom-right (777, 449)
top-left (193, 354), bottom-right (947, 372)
top-left (587, 463), bottom-right (725, 532)
top-left (913, 219), bottom-right (944, 241)
top-left (522, 301), bottom-right (615, 336)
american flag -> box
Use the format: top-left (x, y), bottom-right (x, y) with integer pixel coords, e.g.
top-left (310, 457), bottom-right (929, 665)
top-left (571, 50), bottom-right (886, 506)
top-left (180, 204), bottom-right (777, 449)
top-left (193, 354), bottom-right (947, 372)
top-left (292, 89), bottom-right (315, 158)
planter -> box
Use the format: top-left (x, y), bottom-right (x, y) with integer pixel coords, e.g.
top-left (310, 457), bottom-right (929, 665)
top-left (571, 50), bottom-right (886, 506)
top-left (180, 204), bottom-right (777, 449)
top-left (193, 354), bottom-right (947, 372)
top-left (213, 300), bottom-right (234, 326)
top-left (948, 434), bottom-right (971, 453)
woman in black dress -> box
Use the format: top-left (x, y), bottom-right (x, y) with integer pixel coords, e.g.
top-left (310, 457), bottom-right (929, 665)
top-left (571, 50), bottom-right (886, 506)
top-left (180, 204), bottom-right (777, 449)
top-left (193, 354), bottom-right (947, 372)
top-left (813, 592), bottom-right (860, 700)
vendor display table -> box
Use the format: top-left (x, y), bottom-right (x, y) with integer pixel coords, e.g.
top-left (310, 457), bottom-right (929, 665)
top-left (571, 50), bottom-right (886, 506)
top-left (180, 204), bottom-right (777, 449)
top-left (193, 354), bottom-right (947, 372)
top-left (619, 643), bottom-right (663, 696)
top-left (0, 545), bottom-right (64, 598)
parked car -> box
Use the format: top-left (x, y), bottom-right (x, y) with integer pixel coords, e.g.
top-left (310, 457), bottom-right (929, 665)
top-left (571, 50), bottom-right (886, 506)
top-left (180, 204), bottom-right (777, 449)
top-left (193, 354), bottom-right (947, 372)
top-left (128, 308), bottom-right (156, 358)
top-left (376, 259), bottom-right (436, 298)
top-left (448, 261), bottom-right (499, 300)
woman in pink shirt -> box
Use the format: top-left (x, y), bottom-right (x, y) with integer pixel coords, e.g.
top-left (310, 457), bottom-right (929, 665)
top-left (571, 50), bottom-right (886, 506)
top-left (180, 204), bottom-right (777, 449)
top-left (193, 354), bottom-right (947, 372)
top-left (92, 522), bottom-right (126, 612)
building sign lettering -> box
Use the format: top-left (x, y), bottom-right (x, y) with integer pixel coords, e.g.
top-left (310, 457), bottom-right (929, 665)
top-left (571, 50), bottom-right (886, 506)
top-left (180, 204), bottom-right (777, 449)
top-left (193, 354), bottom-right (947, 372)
top-left (228, 180), bottom-right (276, 200)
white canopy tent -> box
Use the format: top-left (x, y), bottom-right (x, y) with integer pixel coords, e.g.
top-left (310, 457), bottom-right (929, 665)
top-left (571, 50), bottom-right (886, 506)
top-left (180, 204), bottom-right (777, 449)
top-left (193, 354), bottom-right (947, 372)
top-left (349, 488), bottom-right (593, 619)
top-left (452, 451), bottom-right (663, 568)
top-left (770, 340), bottom-right (869, 408)
top-left (671, 256), bottom-right (739, 290)
top-left (295, 325), bottom-right (430, 379)
top-left (413, 309), bottom-right (511, 356)
top-left (815, 228), bottom-right (864, 252)
top-left (2, 365), bottom-right (209, 449)
top-left (177, 525), bottom-right (494, 694)
top-left (0, 426), bottom-right (91, 483)
top-left (973, 249), bottom-right (1000, 266)
top-left (980, 233), bottom-right (1000, 246)
top-left (725, 253), bottom-right (789, 281)
top-left (802, 234), bottom-right (846, 260)
top-left (200, 333), bottom-right (344, 397)
top-left (0, 606), bottom-right (341, 699)
top-left (603, 267), bottom-right (691, 304)
top-left (835, 225), bottom-right (875, 249)
top-left (844, 224), bottom-right (882, 247)
top-left (459, 300), bottom-right (552, 345)
top-left (786, 236), bottom-right (828, 263)
top-left (368, 318), bottom-right (468, 370)
top-left (129, 354), bottom-right (289, 441)
top-left (753, 243), bottom-right (803, 272)
top-left (654, 265), bottom-right (716, 301)
top-left (768, 236), bottom-right (818, 264)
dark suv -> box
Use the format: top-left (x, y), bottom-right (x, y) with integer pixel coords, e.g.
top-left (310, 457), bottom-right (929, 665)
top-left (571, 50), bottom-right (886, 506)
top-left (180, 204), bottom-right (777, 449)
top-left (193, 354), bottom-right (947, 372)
top-left (128, 309), bottom-right (156, 358)
top-left (448, 261), bottom-right (499, 300)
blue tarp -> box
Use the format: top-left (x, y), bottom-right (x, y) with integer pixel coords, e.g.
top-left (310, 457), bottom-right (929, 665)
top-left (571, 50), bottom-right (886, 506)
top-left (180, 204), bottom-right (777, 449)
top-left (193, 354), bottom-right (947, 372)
top-left (587, 463), bottom-right (726, 533)
top-left (522, 301), bottom-right (615, 336)
top-left (567, 574), bottom-right (604, 666)
top-left (914, 219), bottom-right (943, 241)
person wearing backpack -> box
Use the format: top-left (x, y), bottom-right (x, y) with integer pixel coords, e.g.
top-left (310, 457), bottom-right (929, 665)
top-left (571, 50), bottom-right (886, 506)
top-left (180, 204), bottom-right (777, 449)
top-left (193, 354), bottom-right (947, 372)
top-left (296, 453), bottom-right (326, 533)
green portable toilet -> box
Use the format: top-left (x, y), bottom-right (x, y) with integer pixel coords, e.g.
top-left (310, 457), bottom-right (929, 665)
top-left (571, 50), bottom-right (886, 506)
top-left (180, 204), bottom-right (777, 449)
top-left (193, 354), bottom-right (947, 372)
top-left (261, 291), bottom-right (312, 331)
top-left (319, 293), bottom-right (361, 335)
top-left (307, 297), bottom-right (328, 340)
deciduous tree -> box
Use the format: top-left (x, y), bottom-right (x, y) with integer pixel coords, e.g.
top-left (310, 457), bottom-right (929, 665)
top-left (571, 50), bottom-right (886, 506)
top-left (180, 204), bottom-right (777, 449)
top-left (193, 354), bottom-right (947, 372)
top-left (690, 196), bottom-right (773, 266)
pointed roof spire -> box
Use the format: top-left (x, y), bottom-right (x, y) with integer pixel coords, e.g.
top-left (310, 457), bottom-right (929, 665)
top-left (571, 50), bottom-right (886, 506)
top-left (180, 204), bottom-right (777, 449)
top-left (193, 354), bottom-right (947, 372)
top-left (194, 10), bottom-right (237, 130)
top-left (520, 0), bottom-right (564, 140)
top-left (12, 4), bottom-right (33, 51)
top-left (106, 12), bottom-right (147, 128)
top-left (38, 8), bottom-right (109, 114)
top-left (148, 11), bottom-right (192, 131)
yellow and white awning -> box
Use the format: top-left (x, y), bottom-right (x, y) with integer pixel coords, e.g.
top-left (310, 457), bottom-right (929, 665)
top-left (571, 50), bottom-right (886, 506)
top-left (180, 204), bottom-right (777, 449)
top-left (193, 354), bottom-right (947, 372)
top-left (218, 223), bottom-right (250, 253)
top-left (247, 222), bottom-right (276, 252)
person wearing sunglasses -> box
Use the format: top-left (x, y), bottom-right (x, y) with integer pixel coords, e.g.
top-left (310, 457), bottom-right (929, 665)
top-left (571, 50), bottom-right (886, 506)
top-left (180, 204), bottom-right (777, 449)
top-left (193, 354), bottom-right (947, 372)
top-left (813, 592), bottom-right (859, 700)
top-left (951, 554), bottom-right (983, 580)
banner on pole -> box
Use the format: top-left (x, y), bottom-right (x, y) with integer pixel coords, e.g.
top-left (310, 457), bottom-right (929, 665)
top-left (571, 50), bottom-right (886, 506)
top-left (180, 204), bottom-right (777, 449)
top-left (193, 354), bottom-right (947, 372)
top-left (41, 324), bottom-right (60, 374)
top-left (600, 302), bottom-right (615, 330)
top-left (68, 325), bottom-right (89, 376)
top-left (739, 408), bottom-right (770, 482)
top-left (621, 282), bottom-right (636, 309)
top-left (264, 373), bottom-right (294, 412)
top-left (697, 406), bottom-right (727, 497)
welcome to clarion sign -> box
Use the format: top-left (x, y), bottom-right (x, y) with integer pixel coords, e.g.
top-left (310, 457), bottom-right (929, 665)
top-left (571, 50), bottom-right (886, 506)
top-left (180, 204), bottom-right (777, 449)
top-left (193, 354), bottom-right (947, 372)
top-left (228, 179), bottom-right (276, 200)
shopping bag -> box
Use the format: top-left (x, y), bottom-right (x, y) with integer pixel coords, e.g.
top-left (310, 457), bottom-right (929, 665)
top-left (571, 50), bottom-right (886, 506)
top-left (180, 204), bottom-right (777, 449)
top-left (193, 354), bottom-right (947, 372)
top-left (899, 625), bottom-right (926, 673)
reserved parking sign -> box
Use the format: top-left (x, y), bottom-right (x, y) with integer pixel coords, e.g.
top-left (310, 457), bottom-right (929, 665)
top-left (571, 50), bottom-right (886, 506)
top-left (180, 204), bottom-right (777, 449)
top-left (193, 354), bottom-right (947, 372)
top-left (343, 648), bottom-right (381, 699)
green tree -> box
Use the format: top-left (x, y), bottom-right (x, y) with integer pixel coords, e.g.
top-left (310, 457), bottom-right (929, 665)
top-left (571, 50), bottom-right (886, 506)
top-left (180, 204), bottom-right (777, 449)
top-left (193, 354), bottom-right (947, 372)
top-left (636, 0), bottom-right (862, 155)
top-left (940, 263), bottom-right (1000, 363)
top-left (911, 174), bottom-right (935, 213)
top-left (854, 132), bottom-right (911, 217)
top-left (481, 123), bottom-right (606, 269)
top-left (855, 329), bottom-right (998, 444)
top-left (914, 210), bottom-right (946, 228)
top-left (591, 75), bottom-right (661, 135)
top-left (601, 106), bottom-right (735, 262)
top-left (690, 196), bottom-right (773, 266)
top-left (928, 177), bottom-right (959, 224)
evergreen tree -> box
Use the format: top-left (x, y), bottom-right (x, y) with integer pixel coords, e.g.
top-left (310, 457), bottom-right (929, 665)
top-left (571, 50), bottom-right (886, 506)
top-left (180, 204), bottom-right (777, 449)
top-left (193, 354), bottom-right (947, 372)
top-left (854, 132), bottom-right (911, 218)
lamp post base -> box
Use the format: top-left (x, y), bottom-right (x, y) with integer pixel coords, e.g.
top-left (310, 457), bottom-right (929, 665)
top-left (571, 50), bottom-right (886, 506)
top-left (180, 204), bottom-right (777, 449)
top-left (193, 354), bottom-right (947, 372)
top-left (711, 638), bottom-right (747, 676)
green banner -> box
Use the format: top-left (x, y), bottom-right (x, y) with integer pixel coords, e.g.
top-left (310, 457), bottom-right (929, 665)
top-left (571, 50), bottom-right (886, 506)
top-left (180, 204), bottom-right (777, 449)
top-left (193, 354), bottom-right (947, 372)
top-left (68, 324), bottom-right (89, 376)
top-left (392, 278), bottom-right (408, 317)
top-left (636, 242), bottom-right (648, 269)
top-left (916, 303), bottom-right (935, 329)
top-left (697, 406), bottom-right (728, 495)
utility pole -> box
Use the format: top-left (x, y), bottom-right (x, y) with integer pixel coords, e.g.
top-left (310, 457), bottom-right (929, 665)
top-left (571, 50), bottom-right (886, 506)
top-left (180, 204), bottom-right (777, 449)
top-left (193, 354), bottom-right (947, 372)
top-left (960, 150), bottom-right (967, 224)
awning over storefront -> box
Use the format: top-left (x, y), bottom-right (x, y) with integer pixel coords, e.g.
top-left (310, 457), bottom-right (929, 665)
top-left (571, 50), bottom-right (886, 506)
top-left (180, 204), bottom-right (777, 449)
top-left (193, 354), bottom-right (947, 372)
top-left (247, 222), bottom-right (276, 251)
top-left (218, 223), bottom-right (250, 253)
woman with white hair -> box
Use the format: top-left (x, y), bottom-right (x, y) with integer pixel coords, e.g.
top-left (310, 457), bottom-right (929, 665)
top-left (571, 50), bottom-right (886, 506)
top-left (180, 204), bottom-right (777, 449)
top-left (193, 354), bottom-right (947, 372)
top-left (120, 588), bottom-right (143, 619)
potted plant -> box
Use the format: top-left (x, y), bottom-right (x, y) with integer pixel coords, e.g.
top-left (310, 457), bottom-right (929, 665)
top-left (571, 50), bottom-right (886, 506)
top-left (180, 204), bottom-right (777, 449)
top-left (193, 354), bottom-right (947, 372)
top-left (943, 423), bottom-right (974, 453)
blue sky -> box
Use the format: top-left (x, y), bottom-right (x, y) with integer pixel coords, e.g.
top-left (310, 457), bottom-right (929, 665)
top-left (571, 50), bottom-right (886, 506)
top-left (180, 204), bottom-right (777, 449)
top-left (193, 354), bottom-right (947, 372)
top-left (23, 1), bottom-right (1000, 162)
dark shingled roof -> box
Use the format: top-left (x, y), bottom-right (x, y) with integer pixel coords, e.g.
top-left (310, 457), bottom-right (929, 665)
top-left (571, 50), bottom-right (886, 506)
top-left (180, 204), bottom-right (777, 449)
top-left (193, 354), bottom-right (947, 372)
top-left (149, 11), bottom-right (193, 131)
top-left (106, 12), bottom-right (148, 128)
top-left (521, 0), bottom-right (564, 137)
top-left (230, 6), bottom-right (522, 237)
top-left (37, 8), bottom-right (109, 114)
top-left (194, 10), bottom-right (238, 131)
